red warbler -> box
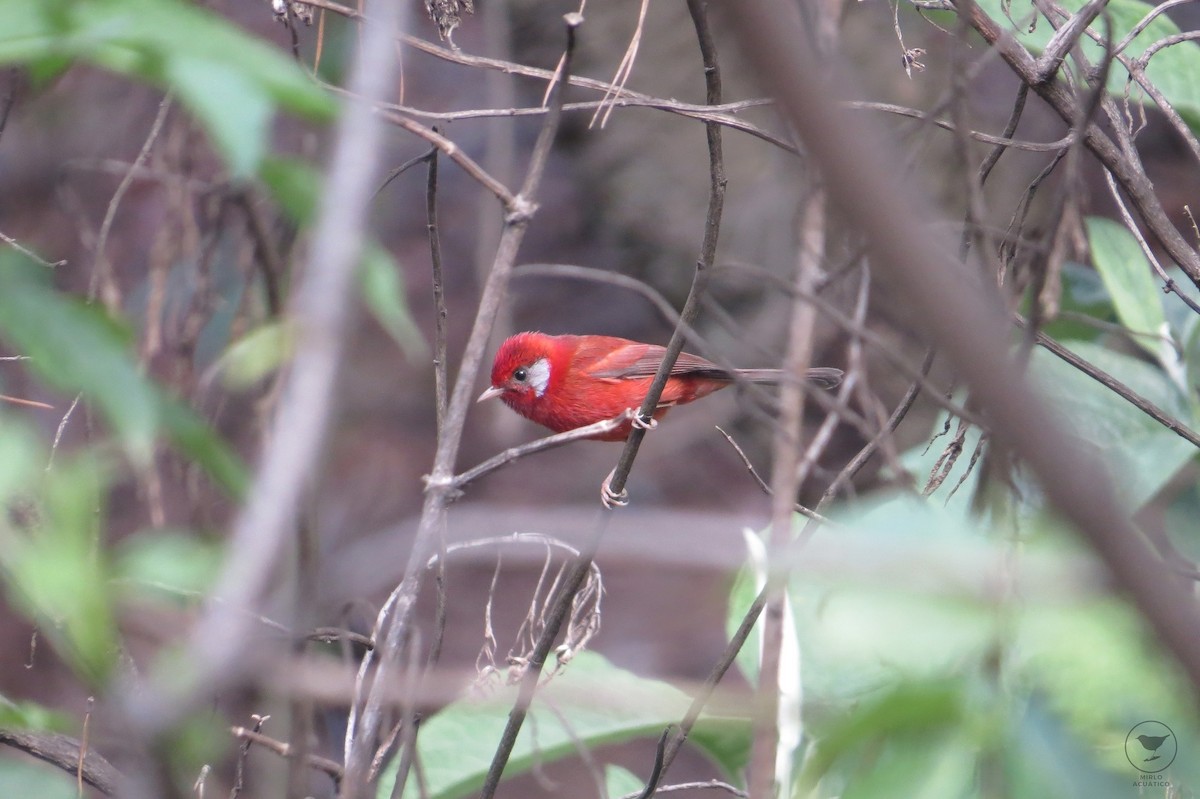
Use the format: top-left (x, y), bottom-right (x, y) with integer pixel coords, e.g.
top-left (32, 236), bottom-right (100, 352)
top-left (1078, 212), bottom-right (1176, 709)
top-left (478, 332), bottom-right (842, 441)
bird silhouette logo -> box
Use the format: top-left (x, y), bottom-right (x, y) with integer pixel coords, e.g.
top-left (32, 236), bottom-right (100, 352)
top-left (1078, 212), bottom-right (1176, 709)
top-left (1125, 721), bottom-right (1177, 773)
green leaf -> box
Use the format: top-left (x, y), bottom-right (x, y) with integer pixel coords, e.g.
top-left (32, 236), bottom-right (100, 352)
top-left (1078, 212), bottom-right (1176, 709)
top-left (217, 321), bottom-right (293, 390)
top-left (0, 0), bottom-right (334, 175)
top-left (732, 492), bottom-right (1200, 794)
top-left (359, 246), bottom-right (426, 361)
top-left (796, 681), bottom-right (971, 797)
top-left (165, 56), bottom-right (271, 176)
top-left (113, 528), bottom-right (223, 596)
top-left (605, 764), bottom-right (646, 799)
top-left (0, 696), bottom-right (72, 732)
top-left (0, 262), bottom-right (155, 462)
top-left (379, 651), bottom-right (750, 799)
top-left (259, 156), bottom-right (321, 225)
top-left (970, 0), bottom-right (1200, 132)
top-left (1085, 217), bottom-right (1168, 358)
top-left (0, 254), bottom-right (248, 497)
top-left (1030, 341), bottom-right (1194, 508)
top-left (1006, 701), bottom-right (1140, 799)
top-left (0, 416), bottom-right (42, 504)
top-left (0, 456), bottom-right (118, 684)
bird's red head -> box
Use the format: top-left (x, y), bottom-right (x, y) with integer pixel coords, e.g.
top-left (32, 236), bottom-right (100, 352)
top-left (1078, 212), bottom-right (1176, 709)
top-left (478, 332), bottom-right (558, 413)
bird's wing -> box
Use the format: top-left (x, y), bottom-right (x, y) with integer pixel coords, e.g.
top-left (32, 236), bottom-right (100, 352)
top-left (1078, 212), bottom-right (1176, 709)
top-left (583, 342), bottom-right (725, 380)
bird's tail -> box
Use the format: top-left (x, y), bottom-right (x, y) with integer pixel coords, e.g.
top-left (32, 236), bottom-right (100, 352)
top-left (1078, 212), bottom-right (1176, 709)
top-left (734, 367), bottom-right (843, 389)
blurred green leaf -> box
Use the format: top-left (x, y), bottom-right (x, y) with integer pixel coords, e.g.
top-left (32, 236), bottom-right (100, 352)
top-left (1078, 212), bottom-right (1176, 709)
top-left (113, 528), bottom-right (222, 597)
top-left (381, 651), bottom-right (750, 799)
top-left (1085, 218), bottom-right (1168, 358)
top-left (0, 255), bottom-right (248, 498)
top-left (166, 57), bottom-right (271, 177)
top-left (797, 681), bottom-right (971, 797)
top-left (1006, 700), bottom-right (1138, 799)
top-left (605, 764), bottom-right (645, 799)
top-left (0, 696), bottom-right (71, 732)
top-left (259, 160), bottom-right (426, 361)
top-left (217, 321), bottom-right (292, 390)
top-left (0, 417), bottom-right (42, 504)
top-left (1011, 596), bottom-right (1199, 780)
top-left (359, 245), bottom-right (426, 361)
top-left (0, 261), bottom-right (154, 463)
top-left (0, 0), bottom-right (334, 175)
top-left (1029, 341), bottom-right (1194, 508)
top-left (259, 156), bottom-right (321, 226)
top-left (733, 492), bottom-right (1200, 796)
top-left (0, 456), bottom-right (118, 684)
top-left (970, 0), bottom-right (1200, 131)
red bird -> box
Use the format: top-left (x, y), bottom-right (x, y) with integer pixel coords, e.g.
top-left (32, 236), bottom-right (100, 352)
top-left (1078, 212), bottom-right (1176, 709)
top-left (478, 332), bottom-right (842, 442)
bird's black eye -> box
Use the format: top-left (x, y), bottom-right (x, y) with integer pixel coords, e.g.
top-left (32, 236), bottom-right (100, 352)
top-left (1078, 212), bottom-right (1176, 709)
top-left (513, 367), bottom-right (528, 382)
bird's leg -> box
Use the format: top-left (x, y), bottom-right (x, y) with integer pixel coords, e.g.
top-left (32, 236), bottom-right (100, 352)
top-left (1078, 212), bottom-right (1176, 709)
top-left (630, 408), bottom-right (658, 431)
top-left (600, 467), bottom-right (629, 509)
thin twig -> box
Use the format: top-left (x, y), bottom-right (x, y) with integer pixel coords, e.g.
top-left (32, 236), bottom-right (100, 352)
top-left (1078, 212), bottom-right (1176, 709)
top-left (0, 231), bottom-right (65, 268)
top-left (714, 427), bottom-right (832, 525)
top-left (1102, 169), bottom-right (1200, 317)
top-left (819, 348), bottom-right (936, 505)
top-left (90, 95), bottom-right (172, 311)
top-left (230, 727), bottom-right (345, 782)
top-left (449, 412), bottom-right (635, 490)
top-left (1024, 323), bottom-right (1200, 449)
top-left (623, 780), bottom-right (748, 799)
top-left (229, 714), bottom-right (269, 799)
top-left (373, 107), bottom-right (516, 208)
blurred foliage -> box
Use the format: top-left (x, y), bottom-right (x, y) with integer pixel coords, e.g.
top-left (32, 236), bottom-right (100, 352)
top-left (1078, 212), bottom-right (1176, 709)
top-left (604, 764), bottom-right (646, 799)
top-left (0, 0), bottom-right (334, 174)
top-left (0, 0), bottom-right (414, 789)
top-left (380, 651), bottom-right (751, 799)
top-left (0, 255), bottom-right (248, 496)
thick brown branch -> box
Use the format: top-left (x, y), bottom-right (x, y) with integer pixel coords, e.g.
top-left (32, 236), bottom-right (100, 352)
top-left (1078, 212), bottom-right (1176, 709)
top-left (0, 729), bottom-right (120, 796)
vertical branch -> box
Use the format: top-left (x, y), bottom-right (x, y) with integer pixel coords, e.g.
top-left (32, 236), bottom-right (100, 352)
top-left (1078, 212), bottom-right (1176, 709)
top-left (286, 518), bottom-right (318, 799)
top-left (347, 14), bottom-right (582, 795)
top-left (426, 144), bottom-right (450, 431)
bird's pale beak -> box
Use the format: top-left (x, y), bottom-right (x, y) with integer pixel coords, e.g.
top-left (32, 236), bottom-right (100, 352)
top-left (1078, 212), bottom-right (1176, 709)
top-left (477, 385), bottom-right (505, 403)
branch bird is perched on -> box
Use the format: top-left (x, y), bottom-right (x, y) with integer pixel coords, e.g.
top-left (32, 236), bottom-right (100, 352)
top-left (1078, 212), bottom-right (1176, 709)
top-left (478, 332), bottom-right (843, 505)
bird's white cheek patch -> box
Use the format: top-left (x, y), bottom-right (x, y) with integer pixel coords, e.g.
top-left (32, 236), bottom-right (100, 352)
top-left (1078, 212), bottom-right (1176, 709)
top-left (529, 357), bottom-right (551, 397)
